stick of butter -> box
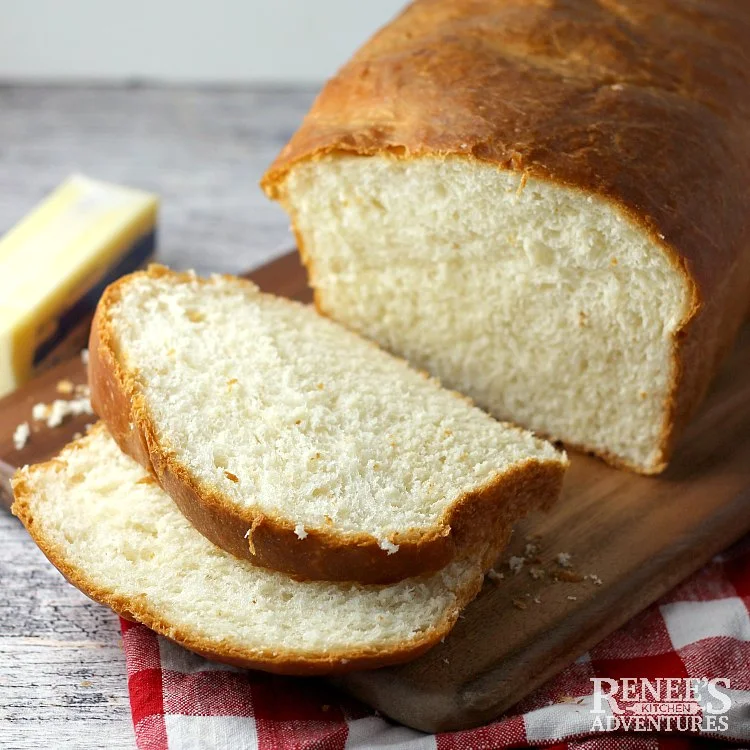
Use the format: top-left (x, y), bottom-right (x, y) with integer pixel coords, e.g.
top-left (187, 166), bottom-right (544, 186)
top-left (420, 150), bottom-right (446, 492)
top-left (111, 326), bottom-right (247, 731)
top-left (0, 175), bottom-right (158, 398)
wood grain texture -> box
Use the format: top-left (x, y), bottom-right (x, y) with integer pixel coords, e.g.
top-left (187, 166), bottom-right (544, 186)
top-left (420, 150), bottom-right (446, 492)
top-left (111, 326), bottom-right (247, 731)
top-left (3, 251), bottom-right (750, 734)
top-left (0, 531), bottom-right (133, 750)
top-left (0, 83), bottom-right (313, 750)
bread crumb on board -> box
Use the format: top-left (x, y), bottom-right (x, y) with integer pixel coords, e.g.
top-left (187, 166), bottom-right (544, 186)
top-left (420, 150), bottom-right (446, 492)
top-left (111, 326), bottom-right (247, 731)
top-left (13, 422), bottom-right (30, 450)
top-left (294, 524), bottom-right (308, 540)
top-left (483, 536), bottom-right (602, 605)
top-left (32, 397), bottom-right (93, 428)
top-left (553, 568), bottom-right (584, 583)
top-left (31, 402), bottom-right (48, 421)
top-left (56, 378), bottom-right (75, 395)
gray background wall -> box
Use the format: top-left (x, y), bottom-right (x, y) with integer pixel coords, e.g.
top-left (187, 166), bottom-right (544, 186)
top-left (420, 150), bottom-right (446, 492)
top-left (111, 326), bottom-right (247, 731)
top-left (0, 0), bottom-right (406, 83)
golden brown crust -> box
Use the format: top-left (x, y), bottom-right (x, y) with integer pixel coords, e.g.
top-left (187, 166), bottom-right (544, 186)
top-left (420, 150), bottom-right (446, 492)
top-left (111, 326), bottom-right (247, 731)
top-left (262, 0), bottom-right (750, 474)
top-left (9, 446), bottom-right (486, 675)
top-left (88, 266), bottom-right (566, 584)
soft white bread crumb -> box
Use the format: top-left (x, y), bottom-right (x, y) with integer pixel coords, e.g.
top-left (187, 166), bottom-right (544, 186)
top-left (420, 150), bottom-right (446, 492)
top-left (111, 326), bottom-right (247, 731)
top-left (283, 155), bottom-right (691, 472)
top-left (32, 403), bottom-right (48, 421)
top-left (379, 539), bottom-right (400, 555)
top-left (103, 269), bottom-right (564, 549)
top-left (11, 427), bottom-right (486, 672)
top-left (31, 397), bottom-right (93, 428)
top-left (47, 398), bottom-right (94, 427)
top-left (13, 422), bottom-right (30, 450)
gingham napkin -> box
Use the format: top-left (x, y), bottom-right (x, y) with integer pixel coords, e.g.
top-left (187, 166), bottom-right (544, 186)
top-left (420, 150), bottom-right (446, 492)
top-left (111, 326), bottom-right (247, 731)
top-left (122, 537), bottom-right (750, 750)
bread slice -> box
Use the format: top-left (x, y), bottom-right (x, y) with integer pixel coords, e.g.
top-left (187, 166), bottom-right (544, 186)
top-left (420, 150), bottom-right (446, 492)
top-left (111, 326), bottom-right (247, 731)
top-left (89, 265), bottom-right (566, 584)
top-left (11, 425), bottom-right (492, 674)
top-left (262, 0), bottom-right (750, 474)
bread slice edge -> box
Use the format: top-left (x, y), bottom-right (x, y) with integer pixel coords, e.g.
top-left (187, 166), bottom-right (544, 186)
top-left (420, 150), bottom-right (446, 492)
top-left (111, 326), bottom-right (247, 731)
top-left (89, 265), bottom-right (567, 584)
top-left (10, 425), bottom-right (493, 675)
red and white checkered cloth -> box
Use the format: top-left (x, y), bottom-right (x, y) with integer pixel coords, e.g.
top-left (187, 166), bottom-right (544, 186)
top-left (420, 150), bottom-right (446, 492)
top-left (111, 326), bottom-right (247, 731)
top-left (122, 537), bottom-right (750, 750)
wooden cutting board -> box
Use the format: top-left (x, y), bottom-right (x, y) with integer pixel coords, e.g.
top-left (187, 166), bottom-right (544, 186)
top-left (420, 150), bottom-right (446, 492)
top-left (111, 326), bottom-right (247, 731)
top-left (2, 250), bottom-right (750, 733)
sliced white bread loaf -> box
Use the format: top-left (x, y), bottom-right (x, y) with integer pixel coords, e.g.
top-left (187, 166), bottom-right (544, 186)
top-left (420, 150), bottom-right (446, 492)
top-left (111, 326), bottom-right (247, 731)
top-left (272, 157), bottom-right (688, 475)
top-left (89, 266), bottom-right (566, 584)
top-left (262, 0), bottom-right (750, 474)
top-left (11, 425), bottom-right (490, 674)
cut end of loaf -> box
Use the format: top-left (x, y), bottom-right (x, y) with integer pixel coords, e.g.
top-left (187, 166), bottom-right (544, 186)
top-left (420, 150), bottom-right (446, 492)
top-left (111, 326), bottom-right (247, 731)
top-left (280, 154), bottom-right (692, 473)
top-left (10, 425), bottom-right (491, 674)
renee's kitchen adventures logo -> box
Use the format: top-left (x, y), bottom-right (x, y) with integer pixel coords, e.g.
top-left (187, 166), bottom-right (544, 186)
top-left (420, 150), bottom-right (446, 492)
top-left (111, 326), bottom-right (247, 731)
top-left (590, 678), bottom-right (731, 733)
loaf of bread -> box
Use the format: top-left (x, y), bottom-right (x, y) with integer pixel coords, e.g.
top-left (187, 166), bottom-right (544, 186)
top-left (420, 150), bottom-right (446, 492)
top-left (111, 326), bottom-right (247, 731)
top-left (89, 266), bottom-right (566, 584)
top-left (11, 426), bottom-right (493, 674)
top-left (262, 0), bottom-right (750, 474)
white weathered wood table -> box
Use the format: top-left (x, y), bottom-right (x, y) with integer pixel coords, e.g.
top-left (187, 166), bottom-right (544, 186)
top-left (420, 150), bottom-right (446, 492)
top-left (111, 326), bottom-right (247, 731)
top-left (0, 83), bottom-right (315, 750)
